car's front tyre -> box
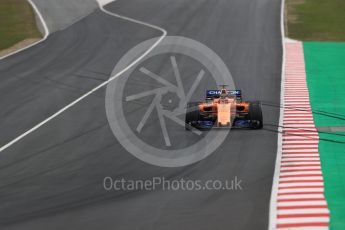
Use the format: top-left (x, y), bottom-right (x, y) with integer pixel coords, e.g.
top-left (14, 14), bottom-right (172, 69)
top-left (248, 101), bottom-right (263, 129)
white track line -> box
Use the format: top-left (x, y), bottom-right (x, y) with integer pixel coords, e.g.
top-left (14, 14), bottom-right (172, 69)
top-left (277, 217), bottom-right (329, 225)
top-left (0, 0), bottom-right (167, 152)
top-left (268, 0), bottom-right (286, 229)
top-left (0, 0), bottom-right (49, 60)
top-left (278, 209), bottom-right (330, 215)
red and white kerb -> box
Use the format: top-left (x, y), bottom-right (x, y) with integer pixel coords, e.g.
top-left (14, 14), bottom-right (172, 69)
top-left (276, 40), bottom-right (330, 229)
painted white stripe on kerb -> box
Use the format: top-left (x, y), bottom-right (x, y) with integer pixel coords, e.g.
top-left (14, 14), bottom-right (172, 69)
top-left (280, 171), bottom-right (322, 176)
top-left (277, 209), bottom-right (329, 215)
top-left (283, 149), bottom-right (319, 153)
top-left (278, 188), bottom-right (324, 193)
top-left (277, 201), bottom-right (327, 207)
top-left (283, 123), bottom-right (315, 126)
top-left (281, 166), bottom-right (321, 171)
top-left (281, 161), bottom-right (320, 165)
top-left (283, 156), bottom-right (320, 159)
top-left (279, 110), bottom-right (312, 114)
top-left (284, 97), bottom-right (310, 100)
top-left (283, 146), bottom-right (319, 149)
top-left (278, 194), bottom-right (325, 199)
top-left (0, 0), bottom-right (168, 152)
top-left (282, 141), bottom-right (319, 144)
top-left (283, 158), bottom-right (320, 161)
top-left (283, 134), bottom-right (318, 137)
top-left (282, 155), bottom-right (319, 158)
top-left (286, 123), bottom-right (315, 129)
top-left (279, 177), bottom-right (323, 181)
top-left (279, 183), bottom-right (324, 188)
top-left (283, 139), bottom-right (319, 144)
top-left (283, 132), bottom-right (319, 136)
top-left (277, 217), bottom-right (329, 224)
top-left (282, 158), bottom-right (320, 161)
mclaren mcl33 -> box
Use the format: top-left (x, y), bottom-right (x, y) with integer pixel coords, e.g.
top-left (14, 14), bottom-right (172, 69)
top-left (185, 86), bottom-right (263, 130)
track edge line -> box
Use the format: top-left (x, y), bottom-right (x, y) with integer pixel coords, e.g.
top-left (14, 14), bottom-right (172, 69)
top-left (268, 0), bottom-right (286, 229)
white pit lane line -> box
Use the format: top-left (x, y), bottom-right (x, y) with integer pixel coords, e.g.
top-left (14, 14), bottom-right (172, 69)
top-left (0, 0), bottom-right (167, 152)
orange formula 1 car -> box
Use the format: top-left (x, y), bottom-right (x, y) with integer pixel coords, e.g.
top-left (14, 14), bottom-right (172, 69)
top-left (185, 86), bottom-right (263, 130)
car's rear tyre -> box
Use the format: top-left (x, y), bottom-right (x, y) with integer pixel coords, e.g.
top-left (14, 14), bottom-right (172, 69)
top-left (248, 101), bottom-right (263, 129)
top-left (185, 102), bottom-right (200, 130)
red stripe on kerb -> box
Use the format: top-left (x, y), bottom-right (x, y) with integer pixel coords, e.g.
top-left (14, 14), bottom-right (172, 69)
top-left (278, 186), bottom-right (324, 189)
top-left (277, 205), bottom-right (328, 210)
top-left (283, 124), bottom-right (315, 126)
top-left (280, 174), bottom-right (322, 178)
top-left (283, 143), bottom-right (318, 145)
top-left (280, 163), bottom-right (320, 166)
top-left (278, 213), bottom-right (329, 218)
top-left (278, 198), bottom-right (325, 202)
top-left (277, 222), bottom-right (328, 228)
top-left (282, 148), bottom-right (318, 151)
top-left (281, 160), bottom-right (320, 163)
top-left (280, 169), bottom-right (322, 173)
top-left (282, 134), bottom-right (319, 137)
top-left (279, 180), bottom-right (323, 184)
top-left (283, 151), bottom-right (318, 155)
top-left (282, 156), bottom-right (319, 159)
top-left (283, 128), bottom-right (317, 131)
top-left (282, 139), bottom-right (318, 141)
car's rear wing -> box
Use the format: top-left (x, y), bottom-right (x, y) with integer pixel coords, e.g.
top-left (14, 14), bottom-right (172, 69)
top-left (206, 90), bottom-right (242, 100)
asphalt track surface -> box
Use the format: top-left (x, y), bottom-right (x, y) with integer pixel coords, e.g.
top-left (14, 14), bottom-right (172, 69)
top-left (31, 0), bottom-right (98, 32)
top-left (0, 0), bottom-right (282, 229)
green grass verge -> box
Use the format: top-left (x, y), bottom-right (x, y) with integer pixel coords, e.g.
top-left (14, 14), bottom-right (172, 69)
top-left (319, 132), bottom-right (345, 230)
top-left (304, 42), bottom-right (345, 126)
top-left (304, 42), bottom-right (345, 230)
top-left (0, 0), bottom-right (41, 51)
top-left (286, 0), bottom-right (345, 41)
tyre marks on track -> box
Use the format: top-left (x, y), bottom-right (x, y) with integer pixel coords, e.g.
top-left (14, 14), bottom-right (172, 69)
top-left (276, 40), bottom-right (330, 229)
